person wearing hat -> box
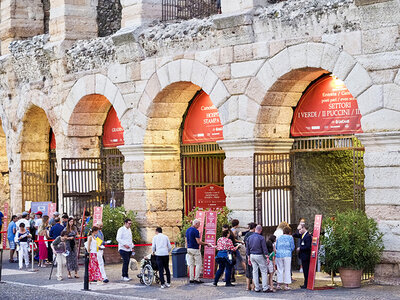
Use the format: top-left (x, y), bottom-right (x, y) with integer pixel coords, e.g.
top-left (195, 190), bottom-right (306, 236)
top-left (49, 212), bottom-right (60, 226)
top-left (34, 211), bottom-right (43, 230)
top-left (16, 212), bottom-right (30, 232)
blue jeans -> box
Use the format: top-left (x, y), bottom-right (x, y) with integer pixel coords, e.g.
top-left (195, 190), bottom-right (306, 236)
top-left (214, 258), bottom-right (232, 285)
top-left (119, 250), bottom-right (132, 278)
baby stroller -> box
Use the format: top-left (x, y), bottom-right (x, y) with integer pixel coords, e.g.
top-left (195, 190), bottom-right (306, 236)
top-left (137, 254), bottom-right (160, 286)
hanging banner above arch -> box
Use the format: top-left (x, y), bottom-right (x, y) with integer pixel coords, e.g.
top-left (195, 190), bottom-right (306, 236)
top-left (291, 76), bottom-right (362, 137)
top-left (50, 130), bottom-right (56, 150)
top-left (182, 91), bottom-right (223, 144)
top-left (103, 107), bottom-right (124, 147)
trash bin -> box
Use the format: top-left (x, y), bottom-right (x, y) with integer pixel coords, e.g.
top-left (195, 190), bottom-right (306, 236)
top-left (172, 247), bottom-right (188, 278)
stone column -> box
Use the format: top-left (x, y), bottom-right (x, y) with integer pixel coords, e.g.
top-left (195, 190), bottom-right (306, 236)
top-left (220, 0), bottom-right (268, 14)
top-left (49, 0), bottom-right (98, 43)
top-left (218, 138), bottom-right (293, 225)
top-left (357, 132), bottom-right (400, 283)
top-left (118, 144), bottom-right (182, 244)
top-left (120, 0), bottom-right (162, 28)
top-left (0, 0), bottom-right (44, 54)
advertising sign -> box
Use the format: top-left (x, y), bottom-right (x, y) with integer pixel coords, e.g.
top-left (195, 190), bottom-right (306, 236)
top-left (2, 203), bottom-right (8, 249)
top-left (50, 130), bottom-right (56, 150)
top-left (48, 203), bottom-right (57, 219)
top-left (195, 184), bottom-right (226, 209)
top-left (203, 211), bottom-right (217, 279)
top-left (182, 92), bottom-right (223, 144)
top-left (291, 76), bottom-right (362, 137)
top-left (92, 206), bottom-right (103, 226)
top-left (103, 107), bottom-right (125, 147)
top-left (195, 210), bottom-right (206, 241)
top-left (307, 214), bottom-right (323, 290)
top-left (31, 202), bottom-right (52, 215)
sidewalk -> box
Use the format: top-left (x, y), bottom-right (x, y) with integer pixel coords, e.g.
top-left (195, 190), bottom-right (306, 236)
top-left (1, 253), bottom-right (400, 300)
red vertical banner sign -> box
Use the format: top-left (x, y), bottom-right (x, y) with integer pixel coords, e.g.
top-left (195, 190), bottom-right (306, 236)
top-left (92, 206), bottom-right (103, 226)
top-left (48, 203), bottom-right (57, 219)
top-left (307, 214), bottom-right (323, 290)
top-left (2, 203), bottom-right (8, 249)
top-left (195, 210), bottom-right (206, 241)
top-left (203, 211), bottom-right (217, 279)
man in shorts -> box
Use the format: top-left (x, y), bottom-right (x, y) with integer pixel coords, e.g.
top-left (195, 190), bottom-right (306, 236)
top-left (7, 215), bottom-right (18, 262)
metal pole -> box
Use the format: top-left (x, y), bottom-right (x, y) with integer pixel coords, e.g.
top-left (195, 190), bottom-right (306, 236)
top-left (0, 249), bottom-right (3, 282)
top-left (28, 241), bottom-right (38, 272)
top-left (83, 250), bottom-right (89, 291)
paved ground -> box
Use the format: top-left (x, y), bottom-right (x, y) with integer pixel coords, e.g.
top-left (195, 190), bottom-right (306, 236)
top-left (1, 252), bottom-right (400, 300)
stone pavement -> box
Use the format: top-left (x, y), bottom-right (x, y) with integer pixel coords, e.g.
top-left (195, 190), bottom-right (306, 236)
top-left (1, 254), bottom-right (400, 300)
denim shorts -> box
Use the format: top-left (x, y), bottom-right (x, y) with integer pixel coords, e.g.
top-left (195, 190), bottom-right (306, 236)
top-left (8, 239), bottom-right (16, 250)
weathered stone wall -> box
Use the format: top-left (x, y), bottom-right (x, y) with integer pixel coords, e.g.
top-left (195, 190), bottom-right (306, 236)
top-left (97, 0), bottom-right (122, 37)
top-left (0, 0), bottom-right (398, 282)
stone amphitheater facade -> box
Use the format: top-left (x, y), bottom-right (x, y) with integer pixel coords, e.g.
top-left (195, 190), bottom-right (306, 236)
top-left (0, 0), bottom-right (399, 282)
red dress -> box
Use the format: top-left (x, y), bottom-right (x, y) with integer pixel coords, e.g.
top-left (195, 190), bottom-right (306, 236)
top-left (38, 235), bottom-right (48, 260)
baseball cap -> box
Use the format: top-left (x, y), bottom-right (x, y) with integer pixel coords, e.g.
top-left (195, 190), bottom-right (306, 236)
top-left (22, 212), bottom-right (28, 217)
top-left (54, 211), bottom-right (60, 216)
top-left (36, 211), bottom-right (43, 215)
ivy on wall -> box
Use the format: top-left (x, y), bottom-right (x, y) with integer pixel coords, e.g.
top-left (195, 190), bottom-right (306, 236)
top-left (292, 150), bottom-right (361, 224)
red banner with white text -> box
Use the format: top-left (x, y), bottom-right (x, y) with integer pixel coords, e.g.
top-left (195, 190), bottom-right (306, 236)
top-left (195, 184), bottom-right (226, 209)
top-left (203, 211), bottom-right (217, 279)
top-left (291, 76), bottom-right (362, 137)
top-left (182, 92), bottom-right (223, 144)
top-left (93, 206), bottom-right (103, 226)
top-left (2, 203), bottom-right (9, 249)
top-left (103, 107), bottom-right (125, 147)
top-left (195, 210), bottom-right (206, 241)
top-left (307, 214), bottom-right (322, 290)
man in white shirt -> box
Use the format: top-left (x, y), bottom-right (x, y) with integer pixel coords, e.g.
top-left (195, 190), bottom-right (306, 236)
top-left (15, 212), bottom-right (30, 232)
top-left (152, 227), bottom-right (172, 289)
top-left (116, 218), bottom-right (134, 281)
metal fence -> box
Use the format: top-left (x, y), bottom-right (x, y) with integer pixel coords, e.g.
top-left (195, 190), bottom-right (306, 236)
top-left (162, 0), bottom-right (219, 21)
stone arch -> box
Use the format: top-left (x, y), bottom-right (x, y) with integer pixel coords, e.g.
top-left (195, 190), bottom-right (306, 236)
top-left (133, 59), bottom-right (230, 145)
top-left (62, 74), bottom-right (129, 156)
top-left (246, 42), bottom-right (375, 138)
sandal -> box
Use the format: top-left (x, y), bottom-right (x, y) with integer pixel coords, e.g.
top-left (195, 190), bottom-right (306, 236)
top-left (75, 275), bottom-right (80, 278)
top-left (68, 274), bottom-right (72, 279)
top-left (284, 286), bottom-right (291, 291)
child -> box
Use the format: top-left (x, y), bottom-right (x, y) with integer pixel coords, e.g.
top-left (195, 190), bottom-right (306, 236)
top-left (266, 234), bottom-right (277, 292)
top-left (17, 223), bottom-right (31, 270)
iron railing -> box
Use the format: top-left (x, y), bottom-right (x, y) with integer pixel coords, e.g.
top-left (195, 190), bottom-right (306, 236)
top-left (162, 0), bottom-right (219, 21)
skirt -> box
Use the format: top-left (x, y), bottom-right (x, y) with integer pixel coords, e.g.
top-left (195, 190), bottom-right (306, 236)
top-left (89, 253), bottom-right (103, 282)
top-left (38, 236), bottom-right (48, 260)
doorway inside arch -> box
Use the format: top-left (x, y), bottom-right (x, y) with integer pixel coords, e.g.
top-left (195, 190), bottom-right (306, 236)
top-left (180, 90), bottom-right (225, 215)
top-left (254, 75), bottom-right (365, 227)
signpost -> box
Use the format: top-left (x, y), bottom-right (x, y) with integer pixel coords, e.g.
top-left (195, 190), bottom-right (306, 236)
top-left (195, 184), bottom-right (226, 209)
top-left (195, 210), bottom-right (206, 241)
top-left (48, 203), bottom-right (57, 219)
top-left (307, 214), bottom-right (323, 290)
top-left (203, 211), bottom-right (217, 279)
top-left (2, 203), bottom-right (8, 250)
top-left (92, 206), bottom-right (103, 226)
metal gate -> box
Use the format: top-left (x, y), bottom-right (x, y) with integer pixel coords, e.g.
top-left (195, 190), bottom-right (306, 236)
top-left (254, 136), bottom-right (365, 226)
top-left (61, 154), bottom-right (124, 216)
top-left (22, 158), bottom-right (58, 210)
top-left (162, 0), bottom-right (219, 21)
top-left (253, 153), bottom-right (293, 226)
top-left (181, 143), bottom-right (225, 215)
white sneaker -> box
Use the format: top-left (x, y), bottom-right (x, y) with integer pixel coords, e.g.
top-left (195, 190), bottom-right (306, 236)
top-left (165, 283), bottom-right (171, 288)
top-left (122, 277), bottom-right (131, 281)
top-left (161, 284), bottom-right (166, 289)
top-left (57, 277), bottom-right (63, 281)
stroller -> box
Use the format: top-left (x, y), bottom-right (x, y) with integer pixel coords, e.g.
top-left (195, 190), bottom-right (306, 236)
top-left (137, 254), bottom-right (160, 286)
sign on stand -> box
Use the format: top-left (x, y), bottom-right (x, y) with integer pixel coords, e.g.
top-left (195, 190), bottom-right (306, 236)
top-left (48, 203), bottom-right (57, 219)
top-left (2, 203), bottom-right (8, 249)
top-left (203, 211), bottom-right (217, 279)
top-left (195, 184), bottom-right (226, 209)
top-left (93, 206), bottom-right (103, 226)
top-left (31, 202), bottom-right (52, 215)
top-left (195, 210), bottom-right (206, 241)
top-left (307, 214), bottom-right (323, 290)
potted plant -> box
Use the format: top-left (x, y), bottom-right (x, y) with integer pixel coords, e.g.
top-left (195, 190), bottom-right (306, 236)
top-left (320, 210), bottom-right (384, 288)
top-left (89, 206), bottom-right (141, 263)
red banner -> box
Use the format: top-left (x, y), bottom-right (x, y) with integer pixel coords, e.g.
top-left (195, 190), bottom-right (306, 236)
top-left (291, 76), bottom-right (362, 137)
top-left (195, 210), bottom-right (206, 241)
top-left (2, 203), bottom-right (8, 249)
top-left (203, 211), bottom-right (217, 279)
top-left (93, 206), bottom-right (103, 226)
top-left (182, 91), bottom-right (223, 144)
top-left (195, 184), bottom-right (226, 209)
top-left (103, 107), bottom-right (124, 147)
top-left (307, 214), bottom-right (322, 290)
top-left (50, 130), bottom-right (56, 150)
top-left (48, 203), bottom-right (57, 219)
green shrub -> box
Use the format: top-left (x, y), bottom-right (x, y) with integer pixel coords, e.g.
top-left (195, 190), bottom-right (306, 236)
top-left (320, 210), bottom-right (384, 273)
top-left (89, 206), bottom-right (141, 245)
top-left (177, 206), bottom-right (232, 246)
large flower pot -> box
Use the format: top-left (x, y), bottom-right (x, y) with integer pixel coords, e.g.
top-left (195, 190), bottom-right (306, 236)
top-left (339, 268), bottom-right (363, 288)
top-left (103, 247), bottom-right (122, 264)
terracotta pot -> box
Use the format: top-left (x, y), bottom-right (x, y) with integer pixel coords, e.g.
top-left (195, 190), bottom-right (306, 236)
top-left (339, 268), bottom-right (363, 288)
top-left (103, 247), bottom-right (122, 264)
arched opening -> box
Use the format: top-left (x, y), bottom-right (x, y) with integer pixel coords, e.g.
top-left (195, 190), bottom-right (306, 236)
top-left (0, 122), bottom-right (10, 211)
top-left (20, 105), bottom-right (57, 211)
top-left (63, 94), bottom-right (124, 216)
top-left (254, 68), bottom-right (365, 228)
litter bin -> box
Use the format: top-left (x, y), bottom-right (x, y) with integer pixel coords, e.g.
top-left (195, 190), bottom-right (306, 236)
top-left (172, 247), bottom-right (187, 278)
